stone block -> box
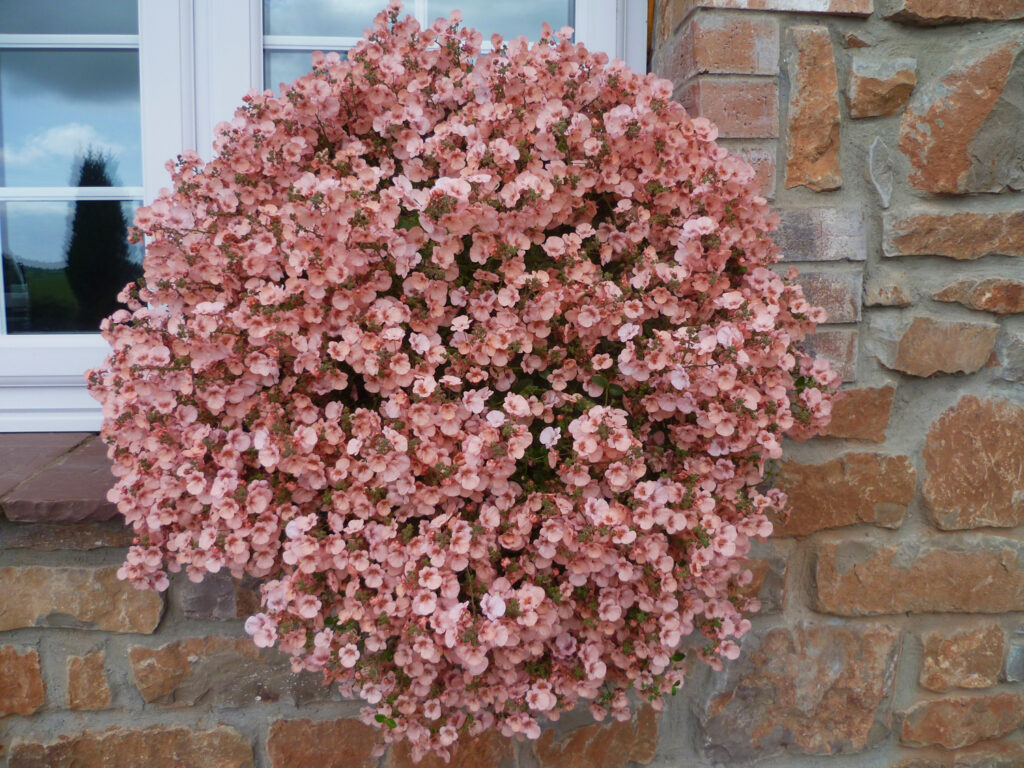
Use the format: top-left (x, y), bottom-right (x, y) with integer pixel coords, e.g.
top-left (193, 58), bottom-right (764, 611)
top-left (66, 651), bottom-right (111, 711)
top-left (885, 0), bottom-right (1024, 24)
top-left (884, 210), bottom-right (1024, 259)
top-left (920, 624), bottom-right (1004, 692)
top-left (266, 719), bottom-right (381, 768)
top-left (847, 56), bottom-right (917, 118)
top-left (826, 385), bottom-right (895, 442)
top-left (785, 26), bottom-right (842, 191)
top-left (876, 317), bottom-right (999, 377)
top-left (923, 396), bottom-right (1024, 530)
top-left (794, 271), bottom-right (862, 323)
top-left (901, 695), bottom-right (1024, 749)
top-left (533, 706), bottom-right (658, 768)
top-left (934, 278), bottom-right (1024, 315)
top-left (775, 208), bottom-right (866, 262)
top-left (0, 646), bottom-right (45, 717)
top-left (678, 77), bottom-right (779, 139)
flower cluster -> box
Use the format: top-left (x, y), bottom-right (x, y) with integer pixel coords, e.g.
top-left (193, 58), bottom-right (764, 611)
top-left (88, 2), bottom-right (836, 760)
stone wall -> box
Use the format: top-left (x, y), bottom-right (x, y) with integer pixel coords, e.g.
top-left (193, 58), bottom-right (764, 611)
top-left (1, 3), bottom-right (1023, 767)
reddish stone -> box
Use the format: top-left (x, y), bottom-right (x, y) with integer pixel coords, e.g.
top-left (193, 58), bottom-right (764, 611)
top-left (785, 26), bottom-right (841, 191)
top-left (842, 32), bottom-right (871, 48)
top-left (678, 77), bottom-right (779, 139)
top-left (773, 453), bottom-right (915, 536)
top-left (1, 436), bottom-right (117, 522)
top-left (886, 0), bottom-right (1024, 24)
top-left (802, 328), bottom-right (857, 381)
top-left (826, 385), bottom-right (895, 442)
top-left (795, 271), bottom-right (861, 323)
top-left (864, 274), bottom-right (913, 307)
top-left (0, 566), bottom-right (163, 633)
top-left (66, 651), bottom-right (111, 711)
top-left (899, 34), bottom-right (1024, 194)
top-left (775, 208), bottom-right (866, 262)
top-left (129, 635), bottom-right (328, 707)
top-left (923, 396), bottom-right (1024, 530)
top-left (920, 624), bottom-right (1004, 692)
top-left (815, 538), bottom-right (1024, 615)
top-left (678, 13), bottom-right (779, 80)
top-left (0, 646), bottom-right (45, 717)
top-left (676, 0), bottom-right (873, 14)
top-left (266, 719), bottom-right (381, 768)
top-left (901, 694), bottom-right (1024, 749)
top-left (533, 706), bottom-right (657, 768)
top-left (8, 726), bottom-right (252, 768)
top-left (720, 141), bottom-right (776, 197)
top-left (891, 740), bottom-right (1024, 768)
top-left (701, 625), bottom-right (900, 762)
top-left (386, 730), bottom-right (512, 768)
top-left (884, 210), bottom-right (1024, 260)
top-left (934, 279), bottom-right (1024, 316)
top-left (0, 433), bottom-right (89, 498)
top-left (880, 317), bottom-right (999, 377)
top-left (847, 56), bottom-right (917, 118)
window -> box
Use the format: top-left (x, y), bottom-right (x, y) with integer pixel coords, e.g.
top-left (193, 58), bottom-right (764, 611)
top-left (0, 0), bottom-right (645, 432)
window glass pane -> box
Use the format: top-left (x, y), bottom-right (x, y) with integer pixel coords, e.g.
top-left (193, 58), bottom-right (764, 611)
top-left (0, 0), bottom-right (138, 35)
top-left (265, 49), bottom-right (346, 92)
top-left (1, 198), bottom-right (142, 333)
top-left (0, 50), bottom-right (142, 187)
top-left (263, 0), bottom-right (382, 37)
top-left (427, 0), bottom-right (573, 40)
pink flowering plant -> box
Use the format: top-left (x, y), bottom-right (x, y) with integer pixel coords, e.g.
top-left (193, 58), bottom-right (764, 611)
top-left (88, 2), bottom-right (836, 759)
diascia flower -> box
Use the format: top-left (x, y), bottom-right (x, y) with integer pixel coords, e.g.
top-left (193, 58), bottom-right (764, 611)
top-left (87, 1), bottom-right (837, 760)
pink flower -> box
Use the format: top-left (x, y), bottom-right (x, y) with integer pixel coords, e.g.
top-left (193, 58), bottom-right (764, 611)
top-left (480, 593), bottom-right (506, 620)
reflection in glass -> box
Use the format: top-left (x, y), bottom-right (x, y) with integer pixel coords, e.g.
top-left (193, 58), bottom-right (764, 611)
top-left (427, 0), bottom-right (573, 41)
top-left (265, 50), bottom-right (346, 93)
top-left (263, 0), bottom-right (382, 37)
top-left (0, 0), bottom-right (138, 35)
top-left (1, 195), bottom-right (142, 334)
top-left (0, 50), bottom-right (142, 187)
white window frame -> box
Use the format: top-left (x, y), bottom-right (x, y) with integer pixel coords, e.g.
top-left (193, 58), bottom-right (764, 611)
top-left (0, 0), bottom-right (646, 432)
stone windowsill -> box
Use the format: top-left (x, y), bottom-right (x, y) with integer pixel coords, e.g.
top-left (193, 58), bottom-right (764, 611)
top-left (0, 433), bottom-right (118, 523)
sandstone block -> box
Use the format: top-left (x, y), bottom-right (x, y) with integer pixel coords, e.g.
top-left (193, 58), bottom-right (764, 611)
top-left (680, 13), bottom-right (779, 80)
top-left (815, 538), bottom-right (1024, 615)
top-left (129, 635), bottom-right (329, 708)
top-left (675, 0), bottom-right (873, 14)
top-left (847, 56), bottom-right (917, 118)
top-left (826, 385), bottom-right (895, 441)
top-left (266, 719), bottom-right (381, 768)
top-left (0, 521), bottom-right (132, 551)
top-left (386, 731), bottom-right (512, 768)
top-left (66, 651), bottom-right (111, 711)
top-left (785, 26), bottom-right (842, 191)
top-left (892, 740), bottom-right (1024, 768)
top-left (884, 210), bottom-right (1024, 260)
top-left (678, 77), bottom-right (779, 139)
top-left (901, 694), bottom-right (1024, 749)
top-left (885, 0), bottom-right (1024, 24)
top-left (877, 317), bottom-right (999, 377)
top-left (533, 706), bottom-right (657, 768)
top-left (701, 624), bottom-right (899, 762)
top-left (0, 646), bottom-right (45, 717)
top-left (720, 141), bottom-right (776, 197)
top-left (0, 433), bottom-right (90, 497)
top-left (9, 726), bottom-right (252, 768)
top-left (923, 396), bottom-right (1024, 530)
top-left (774, 453), bottom-right (915, 536)
top-left (795, 271), bottom-right (861, 323)
top-left (775, 208), bottom-right (866, 262)
top-left (899, 33), bottom-right (1024, 194)
top-left (934, 278), bottom-right (1024, 315)
top-left (0, 566), bottom-right (163, 633)
top-left (803, 328), bottom-right (857, 381)
top-left (920, 624), bottom-right (1004, 692)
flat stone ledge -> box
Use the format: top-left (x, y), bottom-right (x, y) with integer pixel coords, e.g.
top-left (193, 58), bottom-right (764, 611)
top-left (1, 435), bottom-right (118, 523)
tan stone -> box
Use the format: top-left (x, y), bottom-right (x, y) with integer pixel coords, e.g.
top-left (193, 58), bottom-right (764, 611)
top-left (0, 646), bottom-right (45, 717)
top-left (129, 635), bottom-right (328, 707)
top-left (678, 77), bottom-right (780, 139)
top-left (901, 694), bottom-right (1024, 749)
top-left (8, 726), bottom-right (252, 768)
top-left (679, 13), bottom-right (780, 79)
top-left (386, 730), bottom-right (512, 768)
top-left (864, 276), bottom-right (913, 307)
top-left (847, 56), bottom-right (917, 118)
top-left (266, 719), bottom-right (381, 768)
top-left (533, 706), bottom-right (657, 768)
top-left (920, 624), bottom-right (1004, 692)
top-left (66, 651), bottom-right (111, 711)
top-left (785, 26), bottom-right (842, 191)
top-left (934, 279), bottom-right (1024, 316)
top-left (815, 538), bottom-right (1024, 615)
top-left (701, 625), bottom-right (900, 762)
top-left (887, 0), bottom-right (1024, 24)
top-left (881, 317), bottom-right (999, 377)
top-left (826, 385), bottom-right (895, 441)
top-left (794, 271), bottom-right (861, 323)
top-left (899, 35), bottom-right (1024, 194)
top-left (884, 210), bottom-right (1024, 260)
top-left (0, 566), bottom-right (162, 633)
top-left (923, 396), bottom-right (1024, 530)
top-left (892, 740), bottom-right (1024, 768)
top-left (773, 453), bottom-right (915, 536)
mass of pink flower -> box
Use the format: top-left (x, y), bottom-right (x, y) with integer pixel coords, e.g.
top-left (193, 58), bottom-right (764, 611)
top-left (87, 2), bottom-right (836, 759)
